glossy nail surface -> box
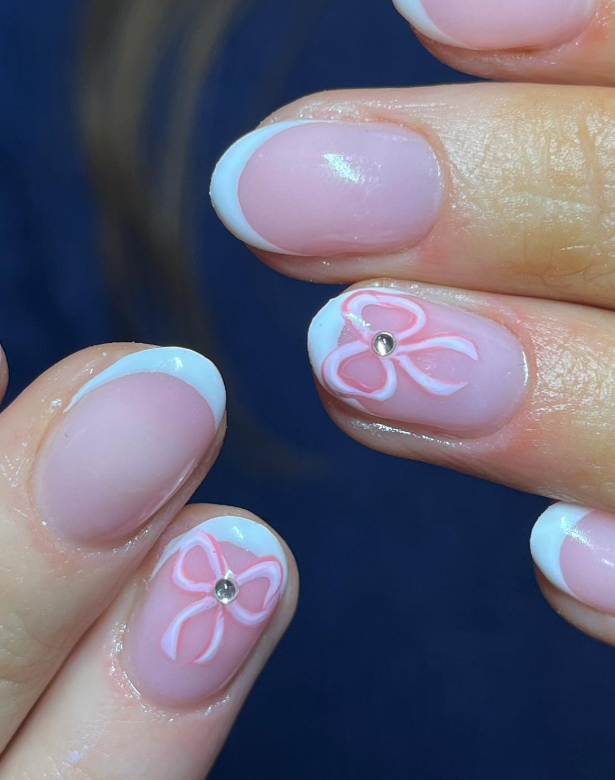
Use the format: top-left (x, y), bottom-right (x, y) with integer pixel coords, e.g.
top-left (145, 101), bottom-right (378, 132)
top-left (308, 288), bottom-right (527, 437)
top-left (124, 515), bottom-right (287, 707)
top-left (394, 0), bottom-right (596, 51)
top-left (34, 348), bottom-right (225, 545)
top-left (210, 120), bottom-right (442, 257)
top-left (531, 503), bottom-right (615, 614)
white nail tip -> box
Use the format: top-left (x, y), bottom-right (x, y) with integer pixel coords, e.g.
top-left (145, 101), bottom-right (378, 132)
top-left (65, 347), bottom-right (226, 427)
top-left (308, 287), bottom-right (404, 414)
top-left (530, 502), bottom-right (591, 596)
top-left (154, 515), bottom-right (288, 589)
top-left (210, 120), bottom-right (324, 256)
top-left (308, 291), bottom-right (361, 413)
top-left (392, 0), bottom-right (461, 47)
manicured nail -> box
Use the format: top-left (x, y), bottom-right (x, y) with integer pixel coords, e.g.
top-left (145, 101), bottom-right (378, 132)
top-left (531, 502), bottom-right (615, 614)
top-left (34, 348), bottom-right (226, 545)
top-left (394, 0), bottom-right (596, 51)
top-left (210, 120), bottom-right (442, 257)
top-left (124, 515), bottom-right (287, 706)
top-left (308, 287), bottom-right (527, 437)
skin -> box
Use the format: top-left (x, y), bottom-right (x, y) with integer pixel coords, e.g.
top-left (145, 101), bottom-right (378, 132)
top-left (249, 0), bottom-right (615, 714)
top-left (4, 1), bottom-right (615, 777)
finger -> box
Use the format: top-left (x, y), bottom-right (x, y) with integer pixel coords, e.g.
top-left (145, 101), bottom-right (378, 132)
top-left (1, 506), bottom-right (297, 780)
top-left (0, 344), bottom-right (225, 751)
top-left (0, 345), bottom-right (7, 405)
top-left (211, 85), bottom-right (615, 309)
top-left (393, 0), bottom-right (615, 87)
top-left (531, 502), bottom-right (615, 647)
top-left (306, 281), bottom-right (615, 512)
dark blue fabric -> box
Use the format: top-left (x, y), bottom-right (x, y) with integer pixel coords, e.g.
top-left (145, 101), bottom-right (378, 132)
top-left (0, 1), bottom-right (611, 778)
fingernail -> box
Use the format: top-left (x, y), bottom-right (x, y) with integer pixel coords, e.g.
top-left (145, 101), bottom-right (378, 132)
top-left (34, 348), bottom-right (226, 545)
top-left (394, 0), bottom-right (596, 51)
top-left (210, 120), bottom-right (442, 257)
top-left (124, 515), bottom-right (287, 706)
top-left (308, 287), bottom-right (527, 437)
top-left (531, 502), bottom-right (615, 614)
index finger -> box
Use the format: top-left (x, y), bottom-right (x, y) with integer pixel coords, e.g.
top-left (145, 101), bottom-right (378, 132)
top-left (211, 84), bottom-right (615, 309)
top-left (394, 0), bottom-right (615, 86)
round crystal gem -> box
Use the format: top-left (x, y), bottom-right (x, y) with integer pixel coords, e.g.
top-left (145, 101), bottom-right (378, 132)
top-left (214, 577), bottom-right (238, 604)
top-left (372, 332), bottom-right (396, 357)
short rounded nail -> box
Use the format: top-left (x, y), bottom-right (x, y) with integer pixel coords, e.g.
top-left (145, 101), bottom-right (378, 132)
top-left (34, 348), bottom-right (226, 545)
top-left (394, 0), bottom-right (596, 51)
top-left (308, 287), bottom-right (527, 438)
top-left (210, 120), bottom-right (442, 257)
top-left (123, 515), bottom-right (288, 707)
top-left (531, 502), bottom-right (615, 614)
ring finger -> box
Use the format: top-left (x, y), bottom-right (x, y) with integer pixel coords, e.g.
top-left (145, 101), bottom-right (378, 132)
top-left (0, 505), bottom-right (297, 780)
top-left (307, 280), bottom-right (615, 512)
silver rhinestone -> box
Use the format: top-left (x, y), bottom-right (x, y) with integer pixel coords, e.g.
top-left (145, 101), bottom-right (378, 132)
top-left (214, 578), bottom-right (238, 604)
top-left (372, 332), bottom-right (396, 357)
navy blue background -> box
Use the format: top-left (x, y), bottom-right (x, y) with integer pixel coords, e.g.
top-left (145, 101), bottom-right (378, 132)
top-left (0, 1), bottom-right (611, 778)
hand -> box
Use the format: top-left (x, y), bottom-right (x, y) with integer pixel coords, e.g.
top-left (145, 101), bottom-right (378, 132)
top-left (210, 0), bottom-right (615, 647)
top-left (0, 344), bottom-right (297, 777)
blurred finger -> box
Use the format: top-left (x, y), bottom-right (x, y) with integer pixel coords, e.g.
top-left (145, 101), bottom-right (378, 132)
top-left (1, 506), bottom-right (297, 780)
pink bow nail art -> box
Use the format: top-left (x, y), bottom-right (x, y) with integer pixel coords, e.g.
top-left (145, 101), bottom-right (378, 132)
top-left (309, 287), bottom-right (528, 437)
top-left (155, 528), bottom-right (284, 665)
top-left (124, 516), bottom-right (288, 706)
top-left (322, 289), bottom-right (479, 402)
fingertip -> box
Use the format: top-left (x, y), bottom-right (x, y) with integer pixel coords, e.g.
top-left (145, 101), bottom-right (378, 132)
top-left (123, 504), bottom-right (297, 709)
top-left (393, 0), bottom-right (597, 52)
top-left (531, 502), bottom-right (615, 621)
top-left (0, 343), bottom-right (8, 404)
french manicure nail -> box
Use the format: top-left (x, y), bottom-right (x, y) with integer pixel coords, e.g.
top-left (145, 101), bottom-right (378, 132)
top-left (210, 120), bottom-right (442, 257)
top-left (34, 348), bottom-right (226, 545)
top-left (531, 502), bottom-right (615, 614)
top-left (308, 287), bottom-right (527, 437)
top-left (394, 0), bottom-right (596, 51)
top-left (124, 515), bottom-right (287, 706)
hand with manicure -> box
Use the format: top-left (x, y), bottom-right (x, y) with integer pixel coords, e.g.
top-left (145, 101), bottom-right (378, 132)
top-left (1, 0), bottom-right (615, 778)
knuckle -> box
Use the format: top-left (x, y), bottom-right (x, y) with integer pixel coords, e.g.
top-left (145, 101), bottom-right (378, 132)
top-left (490, 91), bottom-right (615, 297)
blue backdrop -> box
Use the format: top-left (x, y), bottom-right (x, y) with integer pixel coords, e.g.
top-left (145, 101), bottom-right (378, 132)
top-left (0, 1), bottom-right (609, 778)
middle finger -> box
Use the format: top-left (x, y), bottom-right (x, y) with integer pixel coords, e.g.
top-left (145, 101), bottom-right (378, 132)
top-left (211, 84), bottom-right (615, 308)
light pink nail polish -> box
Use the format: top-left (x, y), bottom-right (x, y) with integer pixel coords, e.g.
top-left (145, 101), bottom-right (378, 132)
top-left (308, 288), bottom-right (527, 437)
top-left (210, 121), bottom-right (442, 257)
top-left (34, 348), bottom-right (226, 545)
top-left (394, 0), bottom-right (596, 51)
top-left (531, 503), bottom-right (615, 614)
top-left (124, 516), bottom-right (287, 707)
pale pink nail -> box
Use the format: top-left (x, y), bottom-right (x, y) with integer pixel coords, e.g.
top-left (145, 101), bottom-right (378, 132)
top-left (531, 503), bottom-right (615, 614)
top-left (308, 287), bottom-right (527, 437)
top-left (210, 121), bottom-right (442, 257)
top-left (34, 348), bottom-right (226, 545)
top-left (124, 515), bottom-right (287, 707)
top-left (394, 0), bottom-right (596, 51)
